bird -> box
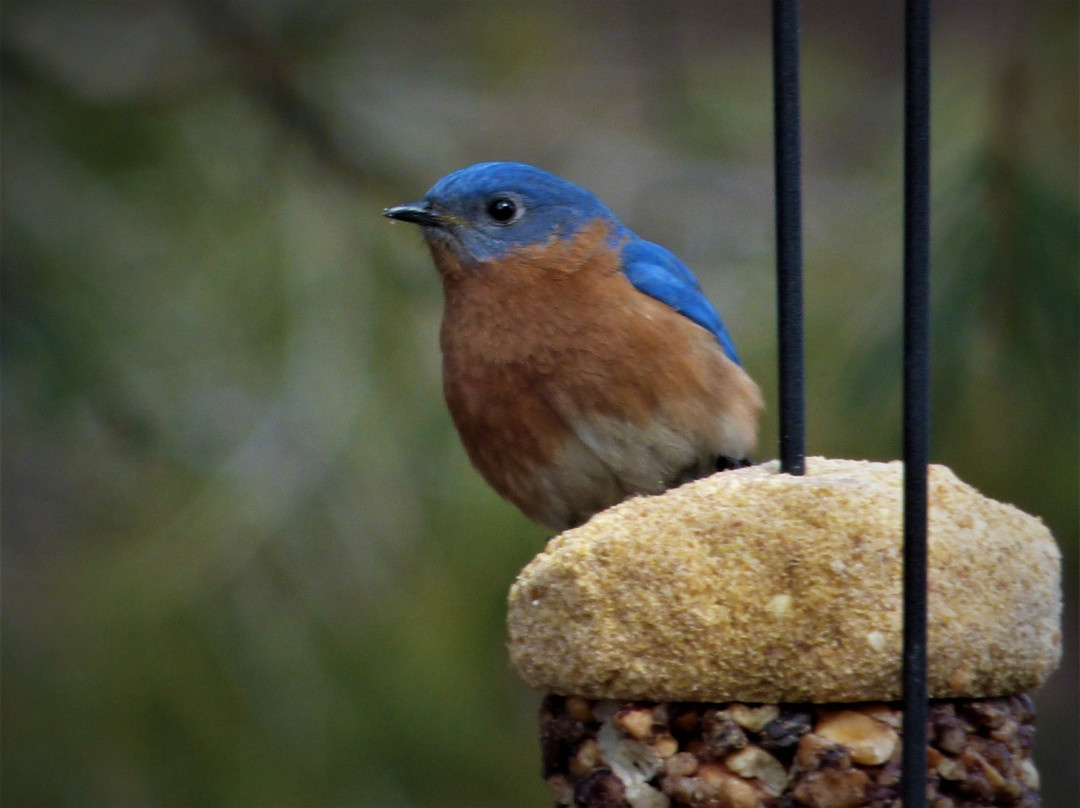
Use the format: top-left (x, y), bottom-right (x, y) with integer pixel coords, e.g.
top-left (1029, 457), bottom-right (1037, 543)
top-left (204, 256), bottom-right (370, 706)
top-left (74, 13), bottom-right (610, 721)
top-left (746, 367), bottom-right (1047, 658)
top-left (384, 162), bottom-right (762, 531)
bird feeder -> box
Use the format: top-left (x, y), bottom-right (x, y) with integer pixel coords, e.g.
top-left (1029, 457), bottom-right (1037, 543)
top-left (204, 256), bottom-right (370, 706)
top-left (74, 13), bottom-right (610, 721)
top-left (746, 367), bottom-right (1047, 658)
top-left (503, 3), bottom-right (1062, 806)
top-left (507, 458), bottom-right (1061, 807)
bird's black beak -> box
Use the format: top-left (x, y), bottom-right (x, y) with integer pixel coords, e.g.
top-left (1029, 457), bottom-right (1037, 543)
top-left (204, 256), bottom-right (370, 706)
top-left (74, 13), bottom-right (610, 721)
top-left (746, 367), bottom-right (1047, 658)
top-left (382, 200), bottom-right (447, 228)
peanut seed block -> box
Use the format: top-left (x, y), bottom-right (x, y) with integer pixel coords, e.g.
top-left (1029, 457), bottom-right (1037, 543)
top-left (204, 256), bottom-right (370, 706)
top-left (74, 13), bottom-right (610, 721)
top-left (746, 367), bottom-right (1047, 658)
top-left (507, 458), bottom-right (1061, 807)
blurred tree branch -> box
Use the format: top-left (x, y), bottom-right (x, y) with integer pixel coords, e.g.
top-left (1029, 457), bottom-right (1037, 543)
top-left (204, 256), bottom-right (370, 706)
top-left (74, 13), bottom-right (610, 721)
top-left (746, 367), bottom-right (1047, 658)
top-left (185, 0), bottom-right (385, 187)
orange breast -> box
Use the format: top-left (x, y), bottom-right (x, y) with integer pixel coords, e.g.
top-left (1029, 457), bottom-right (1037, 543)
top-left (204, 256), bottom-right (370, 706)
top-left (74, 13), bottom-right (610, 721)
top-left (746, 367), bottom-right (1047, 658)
top-left (434, 221), bottom-right (762, 528)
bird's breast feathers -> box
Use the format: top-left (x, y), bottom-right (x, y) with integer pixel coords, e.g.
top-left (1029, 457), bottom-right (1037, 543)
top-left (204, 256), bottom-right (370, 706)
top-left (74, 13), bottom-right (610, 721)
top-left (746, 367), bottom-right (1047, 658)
top-left (438, 222), bottom-right (762, 528)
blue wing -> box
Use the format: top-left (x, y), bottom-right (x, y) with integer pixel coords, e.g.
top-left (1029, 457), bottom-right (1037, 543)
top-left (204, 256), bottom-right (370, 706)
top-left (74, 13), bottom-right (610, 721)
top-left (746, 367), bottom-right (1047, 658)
top-left (619, 237), bottom-right (741, 365)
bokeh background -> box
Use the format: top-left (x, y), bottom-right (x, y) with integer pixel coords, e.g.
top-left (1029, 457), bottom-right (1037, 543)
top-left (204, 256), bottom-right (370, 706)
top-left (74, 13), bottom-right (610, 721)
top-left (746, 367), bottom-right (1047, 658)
top-left (3, 1), bottom-right (1076, 806)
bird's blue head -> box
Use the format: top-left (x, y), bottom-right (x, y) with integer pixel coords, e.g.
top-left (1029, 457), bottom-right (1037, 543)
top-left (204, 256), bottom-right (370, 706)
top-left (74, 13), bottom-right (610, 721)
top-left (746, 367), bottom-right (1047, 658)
top-left (383, 162), bottom-right (623, 264)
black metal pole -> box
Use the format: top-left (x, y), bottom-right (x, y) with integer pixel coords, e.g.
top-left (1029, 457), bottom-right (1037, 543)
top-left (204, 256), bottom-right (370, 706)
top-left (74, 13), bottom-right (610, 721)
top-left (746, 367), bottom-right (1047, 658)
top-left (902, 0), bottom-right (931, 806)
top-left (773, 0), bottom-right (806, 476)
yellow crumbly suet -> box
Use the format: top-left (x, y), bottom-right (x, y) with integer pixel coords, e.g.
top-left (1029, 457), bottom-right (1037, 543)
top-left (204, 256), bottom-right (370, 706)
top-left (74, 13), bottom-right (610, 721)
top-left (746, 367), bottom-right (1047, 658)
top-left (507, 457), bottom-right (1061, 703)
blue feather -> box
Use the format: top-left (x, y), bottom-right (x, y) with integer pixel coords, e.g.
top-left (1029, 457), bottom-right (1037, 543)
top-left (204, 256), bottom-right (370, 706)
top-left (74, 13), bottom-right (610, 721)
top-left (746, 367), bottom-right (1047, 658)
top-left (412, 161), bottom-right (742, 364)
top-left (620, 238), bottom-right (741, 365)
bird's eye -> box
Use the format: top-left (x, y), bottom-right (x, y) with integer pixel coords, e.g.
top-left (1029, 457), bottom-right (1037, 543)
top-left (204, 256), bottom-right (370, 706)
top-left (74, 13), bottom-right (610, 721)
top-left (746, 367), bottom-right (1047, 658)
top-left (486, 197), bottom-right (520, 224)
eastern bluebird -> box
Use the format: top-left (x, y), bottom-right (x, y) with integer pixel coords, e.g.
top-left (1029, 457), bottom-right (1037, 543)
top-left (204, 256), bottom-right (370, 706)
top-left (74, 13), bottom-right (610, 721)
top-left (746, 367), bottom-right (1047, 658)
top-left (384, 162), bottom-right (762, 530)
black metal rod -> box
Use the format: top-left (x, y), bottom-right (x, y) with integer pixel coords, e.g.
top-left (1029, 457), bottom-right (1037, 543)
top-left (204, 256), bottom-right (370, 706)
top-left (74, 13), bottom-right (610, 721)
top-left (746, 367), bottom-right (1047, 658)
top-left (772, 0), bottom-right (806, 476)
top-left (902, 0), bottom-right (932, 805)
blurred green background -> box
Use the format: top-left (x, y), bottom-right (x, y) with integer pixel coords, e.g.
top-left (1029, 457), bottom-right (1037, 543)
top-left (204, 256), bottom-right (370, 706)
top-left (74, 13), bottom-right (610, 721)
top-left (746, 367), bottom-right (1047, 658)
top-left (3, 1), bottom-right (1076, 806)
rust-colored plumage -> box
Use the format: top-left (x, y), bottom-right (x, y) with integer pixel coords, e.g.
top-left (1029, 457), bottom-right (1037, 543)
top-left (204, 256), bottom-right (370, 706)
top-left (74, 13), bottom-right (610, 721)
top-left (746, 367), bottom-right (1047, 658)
top-left (435, 221), bottom-right (761, 529)
top-left (385, 162), bottom-right (762, 530)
